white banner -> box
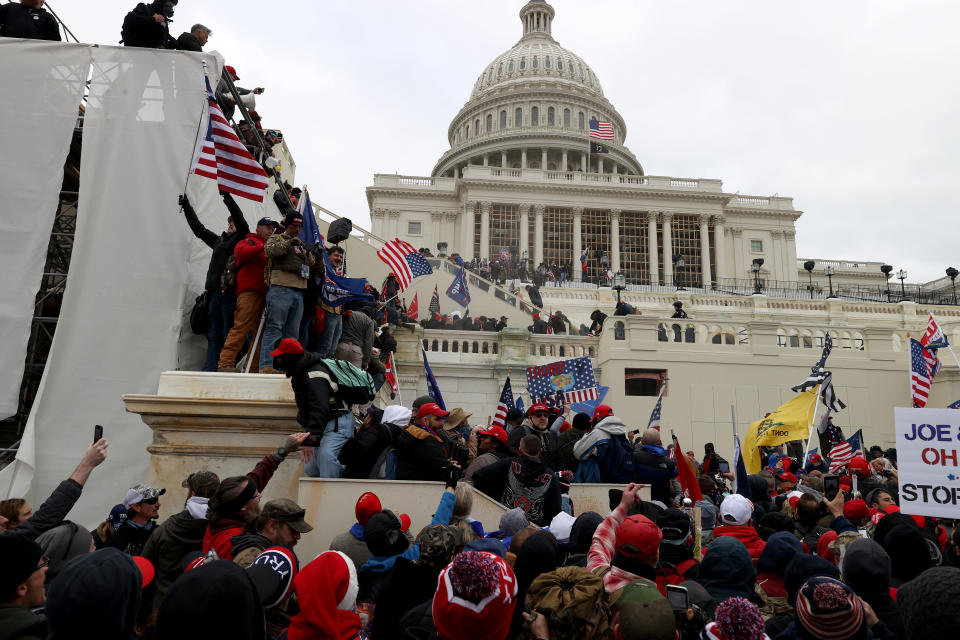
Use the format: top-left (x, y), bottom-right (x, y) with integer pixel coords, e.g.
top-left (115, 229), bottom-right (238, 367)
top-left (894, 407), bottom-right (960, 519)
top-left (0, 41), bottom-right (92, 419)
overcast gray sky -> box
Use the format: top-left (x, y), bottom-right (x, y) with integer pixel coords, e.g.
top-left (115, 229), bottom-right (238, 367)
top-left (53, 0), bottom-right (960, 283)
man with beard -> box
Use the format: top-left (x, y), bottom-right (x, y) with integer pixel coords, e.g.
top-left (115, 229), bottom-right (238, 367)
top-left (106, 483), bottom-right (165, 556)
top-left (230, 498), bottom-right (314, 567)
top-left (202, 432), bottom-right (309, 560)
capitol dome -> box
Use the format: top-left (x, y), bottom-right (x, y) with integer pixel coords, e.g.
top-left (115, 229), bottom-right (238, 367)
top-left (432, 1), bottom-right (643, 178)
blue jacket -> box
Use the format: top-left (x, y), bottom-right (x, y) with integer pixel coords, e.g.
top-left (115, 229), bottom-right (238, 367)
top-left (361, 490), bottom-right (456, 573)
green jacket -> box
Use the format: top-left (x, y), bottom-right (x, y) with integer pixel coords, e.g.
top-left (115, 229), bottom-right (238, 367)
top-left (264, 233), bottom-right (315, 289)
top-left (0, 603), bottom-right (46, 640)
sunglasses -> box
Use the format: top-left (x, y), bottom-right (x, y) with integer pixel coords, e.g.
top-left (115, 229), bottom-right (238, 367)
top-left (531, 412), bottom-right (549, 418)
top-left (141, 497), bottom-right (159, 505)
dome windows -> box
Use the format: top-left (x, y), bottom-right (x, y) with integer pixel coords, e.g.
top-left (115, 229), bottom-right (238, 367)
top-left (545, 57), bottom-right (551, 70)
top-left (533, 56), bottom-right (539, 69)
top-left (497, 63), bottom-right (503, 77)
top-left (519, 57), bottom-right (526, 70)
top-left (515, 107), bottom-right (522, 127)
top-left (486, 114), bottom-right (493, 133)
top-left (578, 64), bottom-right (584, 78)
top-left (557, 59), bottom-right (563, 71)
top-left (531, 106), bottom-right (539, 126)
top-left (578, 111), bottom-right (585, 129)
top-left (547, 107), bottom-right (555, 126)
top-left (508, 60), bottom-right (515, 73)
top-left (475, 118), bottom-right (480, 135)
top-left (500, 110), bottom-right (507, 129)
top-left (563, 108), bottom-right (571, 127)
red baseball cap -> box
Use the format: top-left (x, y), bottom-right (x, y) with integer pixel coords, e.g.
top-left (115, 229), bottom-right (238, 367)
top-left (478, 425), bottom-right (508, 446)
top-left (416, 403), bottom-right (450, 420)
top-left (270, 338), bottom-right (304, 357)
top-left (848, 457), bottom-right (871, 476)
top-left (528, 403), bottom-right (549, 415)
top-left (592, 405), bottom-right (614, 421)
top-left (844, 499), bottom-right (869, 522)
top-left (810, 453), bottom-right (822, 464)
top-left (775, 471), bottom-right (798, 485)
top-left (225, 65), bottom-right (239, 79)
top-left (614, 514), bottom-right (662, 558)
top-left (355, 491), bottom-right (382, 526)
top-left (132, 556), bottom-right (155, 587)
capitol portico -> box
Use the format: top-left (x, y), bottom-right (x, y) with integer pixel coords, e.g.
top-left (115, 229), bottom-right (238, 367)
top-left (368, 0), bottom-right (803, 288)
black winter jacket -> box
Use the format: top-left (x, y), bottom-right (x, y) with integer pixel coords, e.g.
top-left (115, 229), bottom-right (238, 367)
top-left (0, 4), bottom-right (60, 40)
top-left (339, 423), bottom-right (395, 479)
top-left (140, 509), bottom-right (208, 611)
top-left (370, 558), bottom-right (440, 640)
top-left (288, 352), bottom-right (341, 437)
top-left (182, 193), bottom-right (249, 292)
top-left (395, 424), bottom-right (454, 481)
top-left (121, 1), bottom-right (175, 48)
top-left (506, 422), bottom-right (560, 472)
top-left (105, 521), bottom-right (157, 556)
top-left (471, 455), bottom-right (561, 527)
top-left (175, 31), bottom-right (202, 51)
top-left (633, 445), bottom-right (677, 505)
top-left (12, 479), bottom-right (82, 541)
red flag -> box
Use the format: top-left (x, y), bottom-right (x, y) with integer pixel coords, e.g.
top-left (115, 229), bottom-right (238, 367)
top-left (407, 293), bottom-right (419, 320)
top-left (384, 352), bottom-right (399, 394)
top-left (672, 433), bottom-right (702, 502)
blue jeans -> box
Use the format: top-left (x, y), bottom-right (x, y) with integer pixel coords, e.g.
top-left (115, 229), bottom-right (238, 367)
top-left (303, 412), bottom-right (355, 478)
top-left (316, 312), bottom-right (342, 359)
top-left (204, 290), bottom-right (235, 372)
top-left (258, 285), bottom-right (304, 369)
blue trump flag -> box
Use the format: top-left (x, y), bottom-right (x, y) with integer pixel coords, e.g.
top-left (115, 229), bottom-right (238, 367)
top-left (298, 189), bottom-right (373, 308)
top-left (571, 385), bottom-right (610, 416)
top-left (446, 265), bottom-right (471, 307)
top-left (421, 348), bottom-right (446, 410)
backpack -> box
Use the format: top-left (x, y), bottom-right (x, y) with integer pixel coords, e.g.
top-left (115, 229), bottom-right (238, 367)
top-left (368, 446), bottom-right (399, 480)
top-left (501, 461), bottom-right (552, 525)
top-left (189, 291), bottom-right (209, 335)
top-left (221, 238), bottom-right (253, 293)
top-left (319, 358), bottom-right (375, 405)
top-left (521, 566), bottom-right (610, 640)
top-left (598, 436), bottom-right (636, 484)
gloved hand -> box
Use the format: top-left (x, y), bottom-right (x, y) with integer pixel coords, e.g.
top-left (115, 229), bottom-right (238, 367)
top-left (445, 465), bottom-right (462, 489)
top-left (178, 193), bottom-right (190, 209)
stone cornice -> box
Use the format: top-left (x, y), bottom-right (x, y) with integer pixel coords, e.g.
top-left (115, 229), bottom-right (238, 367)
top-left (454, 178), bottom-right (731, 204)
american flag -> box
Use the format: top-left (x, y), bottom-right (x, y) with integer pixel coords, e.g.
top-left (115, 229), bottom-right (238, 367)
top-left (384, 352), bottom-right (399, 394)
top-left (376, 239), bottom-right (433, 291)
top-left (428, 285), bottom-right (440, 315)
top-left (491, 377), bottom-right (515, 429)
top-left (827, 430), bottom-right (863, 473)
top-left (920, 313), bottom-right (948, 378)
top-left (525, 356), bottom-right (598, 404)
top-left (580, 247), bottom-right (589, 264)
top-left (589, 119), bottom-right (614, 141)
top-left (648, 386), bottom-right (664, 430)
top-left (192, 75), bottom-right (268, 202)
top-left (910, 338), bottom-right (932, 407)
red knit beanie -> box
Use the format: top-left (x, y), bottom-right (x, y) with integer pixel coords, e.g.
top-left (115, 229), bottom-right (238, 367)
top-left (433, 551), bottom-right (517, 640)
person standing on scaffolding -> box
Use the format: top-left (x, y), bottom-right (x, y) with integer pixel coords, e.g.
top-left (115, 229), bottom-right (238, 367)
top-left (217, 215), bottom-right (279, 372)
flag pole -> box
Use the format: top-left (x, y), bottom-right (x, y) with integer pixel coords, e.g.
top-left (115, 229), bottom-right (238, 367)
top-left (932, 313), bottom-right (960, 369)
top-left (800, 385), bottom-right (822, 469)
top-left (245, 310), bottom-right (267, 374)
top-left (182, 60), bottom-right (212, 198)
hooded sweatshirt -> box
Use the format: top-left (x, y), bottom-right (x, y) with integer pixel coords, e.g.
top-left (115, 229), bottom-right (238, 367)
top-left (141, 508), bottom-right (210, 610)
top-left (882, 525), bottom-right (931, 587)
top-left (697, 536), bottom-right (761, 605)
top-left (756, 531), bottom-right (803, 598)
top-left (564, 511), bottom-right (604, 567)
top-left (45, 548), bottom-right (142, 640)
top-left (35, 522), bottom-right (94, 582)
top-left (842, 538), bottom-right (906, 638)
top-left (572, 416), bottom-right (628, 459)
top-left (286, 552), bottom-right (361, 640)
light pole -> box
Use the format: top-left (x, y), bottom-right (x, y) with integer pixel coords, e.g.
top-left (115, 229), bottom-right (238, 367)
top-left (880, 264), bottom-right (893, 302)
top-left (803, 260), bottom-right (815, 299)
top-left (824, 265), bottom-right (836, 298)
top-left (437, 242), bottom-right (448, 259)
top-left (751, 258), bottom-right (764, 294)
top-left (947, 267), bottom-right (958, 305)
top-left (897, 269), bottom-right (908, 300)
top-left (613, 271), bottom-right (626, 304)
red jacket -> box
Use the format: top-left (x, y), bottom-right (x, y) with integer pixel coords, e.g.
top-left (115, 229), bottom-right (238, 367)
top-left (234, 233), bottom-right (268, 296)
top-left (203, 520), bottom-right (243, 560)
top-left (756, 572), bottom-right (787, 597)
top-left (710, 525), bottom-right (766, 567)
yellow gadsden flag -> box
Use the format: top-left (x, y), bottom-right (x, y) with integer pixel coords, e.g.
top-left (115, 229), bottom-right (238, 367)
top-left (741, 390), bottom-right (818, 474)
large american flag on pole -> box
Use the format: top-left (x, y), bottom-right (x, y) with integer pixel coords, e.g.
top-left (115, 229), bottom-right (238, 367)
top-left (827, 430), bottom-right (863, 473)
top-left (648, 387), bottom-right (664, 430)
top-left (491, 377), bottom-right (515, 429)
top-left (910, 338), bottom-right (932, 407)
top-left (376, 239), bottom-right (433, 290)
top-left (589, 119), bottom-right (614, 141)
top-left (192, 75), bottom-right (268, 202)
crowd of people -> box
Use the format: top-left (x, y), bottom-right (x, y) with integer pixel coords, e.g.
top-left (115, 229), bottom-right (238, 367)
top-left (2, 396), bottom-right (958, 640)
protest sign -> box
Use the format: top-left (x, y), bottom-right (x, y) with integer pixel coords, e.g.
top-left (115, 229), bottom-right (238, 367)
top-left (894, 407), bottom-right (960, 518)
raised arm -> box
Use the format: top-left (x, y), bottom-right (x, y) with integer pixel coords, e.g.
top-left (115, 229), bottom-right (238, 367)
top-left (179, 194), bottom-right (218, 248)
top-left (220, 192), bottom-right (250, 236)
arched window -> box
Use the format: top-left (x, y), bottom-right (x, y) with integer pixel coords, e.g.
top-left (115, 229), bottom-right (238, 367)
top-left (515, 107), bottom-right (522, 126)
top-left (531, 106), bottom-right (539, 125)
top-left (614, 321), bottom-right (626, 340)
top-left (486, 114), bottom-right (492, 132)
top-left (465, 124), bottom-right (470, 138)
top-left (578, 64), bottom-right (584, 78)
top-left (497, 63), bottom-right (503, 77)
top-left (474, 119), bottom-right (480, 135)
top-left (487, 68), bottom-right (493, 82)
top-left (508, 60), bottom-right (515, 73)
top-left (578, 112), bottom-right (585, 129)
top-left (547, 107), bottom-right (555, 125)
top-left (557, 58), bottom-right (564, 71)
top-left (500, 110), bottom-right (507, 129)
top-left (563, 108), bottom-right (571, 127)
top-left (545, 57), bottom-right (551, 69)
top-left (533, 56), bottom-right (539, 69)
top-left (519, 57), bottom-right (526, 70)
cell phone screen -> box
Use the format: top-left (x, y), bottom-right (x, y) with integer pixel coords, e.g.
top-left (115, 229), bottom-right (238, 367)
top-left (823, 475), bottom-right (839, 500)
top-left (718, 461), bottom-right (730, 474)
top-left (94, 424), bottom-right (103, 443)
top-left (666, 585), bottom-right (688, 610)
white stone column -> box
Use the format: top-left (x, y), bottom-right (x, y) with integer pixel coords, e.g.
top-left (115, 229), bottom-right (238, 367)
top-left (461, 201), bottom-right (476, 260)
top-left (388, 210), bottom-right (400, 239)
top-left (541, 148), bottom-right (548, 170)
top-left (562, 150), bottom-right (568, 171)
top-left (598, 157), bottom-right (604, 174)
top-left (712, 215), bottom-right (726, 281)
top-left (431, 211), bottom-right (443, 249)
top-left (480, 201), bottom-right (491, 262)
top-left (371, 209), bottom-right (386, 237)
top-left (730, 227), bottom-right (744, 279)
top-left (572, 206), bottom-right (583, 282)
top-left (519, 204), bottom-right (530, 266)
top-left (647, 211), bottom-right (659, 285)
top-left (501, 150), bottom-right (507, 167)
top-left (662, 211), bottom-right (674, 285)
top-left (611, 161), bottom-right (619, 175)
top-left (534, 204), bottom-right (545, 266)
top-left (699, 213), bottom-right (712, 288)
top-left (610, 208), bottom-right (621, 274)
top-left (581, 152), bottom-right (588, 172)
top-left (521, 148), bottom-right (528, 169)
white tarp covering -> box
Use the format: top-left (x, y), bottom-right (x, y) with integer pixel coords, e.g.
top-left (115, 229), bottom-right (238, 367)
top-left (0, 44), bottom-right (247, 526)
top-left (0, 41), bottom-right (91, 419)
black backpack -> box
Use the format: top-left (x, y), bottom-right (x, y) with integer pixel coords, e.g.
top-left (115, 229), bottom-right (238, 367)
top-left (189, 292), bottom-right (209, 335)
